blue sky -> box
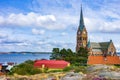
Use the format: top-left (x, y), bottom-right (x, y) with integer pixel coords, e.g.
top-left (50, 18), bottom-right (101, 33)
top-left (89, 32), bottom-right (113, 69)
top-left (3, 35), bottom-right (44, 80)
top-left (0, 0), bottom-right (120, 52)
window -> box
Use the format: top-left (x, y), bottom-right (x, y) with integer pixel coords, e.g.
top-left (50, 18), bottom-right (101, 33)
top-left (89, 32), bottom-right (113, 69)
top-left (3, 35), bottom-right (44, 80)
top-left (83, 37), bottom-right (87, 40)
top-left (79, 37), bottom-right (82, 40)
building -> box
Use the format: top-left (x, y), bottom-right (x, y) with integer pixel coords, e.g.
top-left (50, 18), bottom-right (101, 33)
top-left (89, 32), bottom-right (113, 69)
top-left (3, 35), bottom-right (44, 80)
top-left (76, 6), bottom-right (120, 64)
top-left (87, 40), bottom-right (117, 56)
top-left (0, 62), bottom-right (14, 73)
top-left (34, 60), bottom-right (70, 70)
top-left (76, 6), bottom-right (87, 52)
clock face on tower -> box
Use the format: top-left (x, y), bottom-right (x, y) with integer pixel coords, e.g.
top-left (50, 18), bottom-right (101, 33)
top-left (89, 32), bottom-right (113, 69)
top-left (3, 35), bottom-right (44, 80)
top-left (83, 31), bottom-right (86, 34)
top-left (78, 31), bottom-right (80, 34)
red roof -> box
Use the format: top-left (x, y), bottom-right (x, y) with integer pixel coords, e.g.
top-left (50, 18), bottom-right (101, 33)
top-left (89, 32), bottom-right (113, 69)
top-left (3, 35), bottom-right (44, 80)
top-left (34, 60), bottom-right (69, 69)
top-left (88, 56), bottom-right (120, 65)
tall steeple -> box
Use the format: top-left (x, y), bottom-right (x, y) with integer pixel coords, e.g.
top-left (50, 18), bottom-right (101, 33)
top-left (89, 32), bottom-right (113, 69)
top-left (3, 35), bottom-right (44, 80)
top-left (78, 5), bottom-right (85, 31)
top-left (76, 4), bottom-right (88, 52)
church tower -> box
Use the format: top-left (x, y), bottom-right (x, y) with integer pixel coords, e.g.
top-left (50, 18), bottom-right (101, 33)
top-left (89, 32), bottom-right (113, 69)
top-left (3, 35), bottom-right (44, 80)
top-left (76, 6), bottom-right (88, 52)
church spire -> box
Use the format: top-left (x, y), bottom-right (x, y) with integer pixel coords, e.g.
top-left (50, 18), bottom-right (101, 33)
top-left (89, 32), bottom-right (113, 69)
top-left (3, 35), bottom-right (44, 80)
top-left (76, 4), bottom-right (88, 52)
top-left (78, 4), bottom-right (85, 31)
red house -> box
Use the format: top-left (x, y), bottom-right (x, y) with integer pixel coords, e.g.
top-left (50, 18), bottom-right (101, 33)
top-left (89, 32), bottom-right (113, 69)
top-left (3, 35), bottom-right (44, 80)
top-left (34, 60), bottom-right (70, 69)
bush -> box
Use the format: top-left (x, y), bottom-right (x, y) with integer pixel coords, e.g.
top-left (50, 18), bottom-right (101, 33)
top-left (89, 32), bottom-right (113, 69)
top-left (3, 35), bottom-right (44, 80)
top-left (8, 60), bottom-right (42, 75)
top-left (63, 66), bottom-right (74, 72)
top-left (48, 70), bottom-right (62, 73)
top-left (63, 66), bottom-right (87, 73)
top-left (74, 66), bottom-right (87, 73)
top-left (43, 67), bottom-right (48, 73)
top-left (114, 64), bottom-right (120, 68)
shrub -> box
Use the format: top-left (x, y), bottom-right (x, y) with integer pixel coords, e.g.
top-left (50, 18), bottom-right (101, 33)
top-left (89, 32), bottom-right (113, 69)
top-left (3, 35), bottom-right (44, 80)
top-left (63, 66), bottom-right (74, 72)
top-left (8, 60), bottom-right (42, 75)
top-left (74, 66), bottom-right (87, 73)
top-left (114, 64), bottom-right (120, 68)
top-left (48, 69), bottom-right (62, 73)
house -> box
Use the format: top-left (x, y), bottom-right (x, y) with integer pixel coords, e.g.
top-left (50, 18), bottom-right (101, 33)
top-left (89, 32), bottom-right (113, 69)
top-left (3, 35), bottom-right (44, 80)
top-left (0, 62), bottom-right (14, 73)
top-left (34, 60), bottom-right (70, 69)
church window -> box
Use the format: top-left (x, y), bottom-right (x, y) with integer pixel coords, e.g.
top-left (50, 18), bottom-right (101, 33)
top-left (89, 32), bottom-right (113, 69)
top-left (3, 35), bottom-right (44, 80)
top-left (83, 37), bottom-right (87, 40)
top-left (83, 38), bottom-right (85, 40)
top-left (79, 37), bottom-right (82, 40)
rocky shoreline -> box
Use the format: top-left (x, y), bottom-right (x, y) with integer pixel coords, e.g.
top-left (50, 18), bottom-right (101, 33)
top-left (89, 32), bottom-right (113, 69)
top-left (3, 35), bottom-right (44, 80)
top-left (0, 65), bottom-right (120, 80)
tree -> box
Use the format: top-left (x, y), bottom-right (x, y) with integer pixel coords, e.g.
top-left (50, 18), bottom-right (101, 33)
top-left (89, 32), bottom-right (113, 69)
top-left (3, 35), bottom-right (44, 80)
top-left (52, 48), bottom-right (59, 53)
top-left (76, 47), bottom-right (88, 66)
top-left (50, 47), bottom-right (88, 66)
top-left (50, 48), bottom-right (60, 60)
top-left (67, 49), bottom-right (75, 57)
top-left (77, 47), bottom-right (88, 57)
top-left (59, 48), bottom-right (67, 59)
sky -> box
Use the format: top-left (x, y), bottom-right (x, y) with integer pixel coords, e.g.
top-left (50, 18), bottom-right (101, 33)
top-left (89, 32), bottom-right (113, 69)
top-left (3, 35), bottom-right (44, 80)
top-left (0, 0), bottom-right (120, 52)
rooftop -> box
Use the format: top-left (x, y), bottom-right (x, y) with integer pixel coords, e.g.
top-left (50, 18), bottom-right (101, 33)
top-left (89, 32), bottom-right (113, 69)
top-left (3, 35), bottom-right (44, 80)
top-left (87, 56), bottom-right (120, 65)
top-left (34, 60), bottom-right (70, 69)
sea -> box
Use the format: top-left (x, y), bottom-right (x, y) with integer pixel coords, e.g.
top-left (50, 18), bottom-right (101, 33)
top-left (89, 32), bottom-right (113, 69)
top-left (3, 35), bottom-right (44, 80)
top-left (0, 52), bottom-right (120, 64)
top-left (0, 52), bottom-right (51, 64)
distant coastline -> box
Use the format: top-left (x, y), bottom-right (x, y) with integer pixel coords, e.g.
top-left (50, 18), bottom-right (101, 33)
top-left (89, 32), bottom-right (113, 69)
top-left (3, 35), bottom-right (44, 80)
top-left (0, 52), bottom-right (52, 54)
top-left (0, 52), bottom-right (120, 54)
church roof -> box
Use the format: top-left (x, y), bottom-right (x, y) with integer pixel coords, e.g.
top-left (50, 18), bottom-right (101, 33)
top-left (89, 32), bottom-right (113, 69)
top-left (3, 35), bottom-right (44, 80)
top-left (90, 40), bottom-right (112, 51)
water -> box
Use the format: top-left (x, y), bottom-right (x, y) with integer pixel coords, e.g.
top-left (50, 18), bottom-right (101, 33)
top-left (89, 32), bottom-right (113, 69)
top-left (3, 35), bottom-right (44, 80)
top-left (0, 53), bottom-right (51, 64)
top-left (0, 52), bottom-right (119, 64)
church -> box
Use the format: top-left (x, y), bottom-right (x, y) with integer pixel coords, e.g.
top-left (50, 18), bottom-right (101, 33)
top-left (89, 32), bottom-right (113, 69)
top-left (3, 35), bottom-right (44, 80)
top-left (76, 6), bottom-right (120, 64)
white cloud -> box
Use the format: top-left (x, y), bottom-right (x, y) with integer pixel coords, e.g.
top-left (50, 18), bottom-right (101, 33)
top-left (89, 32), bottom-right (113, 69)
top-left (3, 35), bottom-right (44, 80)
top-left (99, 21), bottom-right (120, 33)
top-left (0, 33), bottom-right (8, 38)
top-left (0, 12), bottom-right (67, 30)
top-left (89, 35), bottom-right (104, 42)
top-left (115, 44), bottom-right (120, 52)
top-left (32, 28), bottom-right (45, 35)
top-left (16, 42), bottom-right (31, 46)
top-left (84, 12), bottom-right (120, 33)
top-left (37, 41), bottom-right (46, 45)
top-left (35, 40), bottom-right (75, 51)
top-left (0, 16), bottom-right (4, 24)
top-left (61, 32), bottom-right (68, 36)
top-left (84, 18), bottom-right (103, 32)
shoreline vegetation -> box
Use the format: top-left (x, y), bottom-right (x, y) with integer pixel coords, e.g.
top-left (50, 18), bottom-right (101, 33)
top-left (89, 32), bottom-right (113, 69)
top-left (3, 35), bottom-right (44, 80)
top-left (0, 48), bottom-right (120, 80)
top-left (2, 62), bottom-right (120, 80)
